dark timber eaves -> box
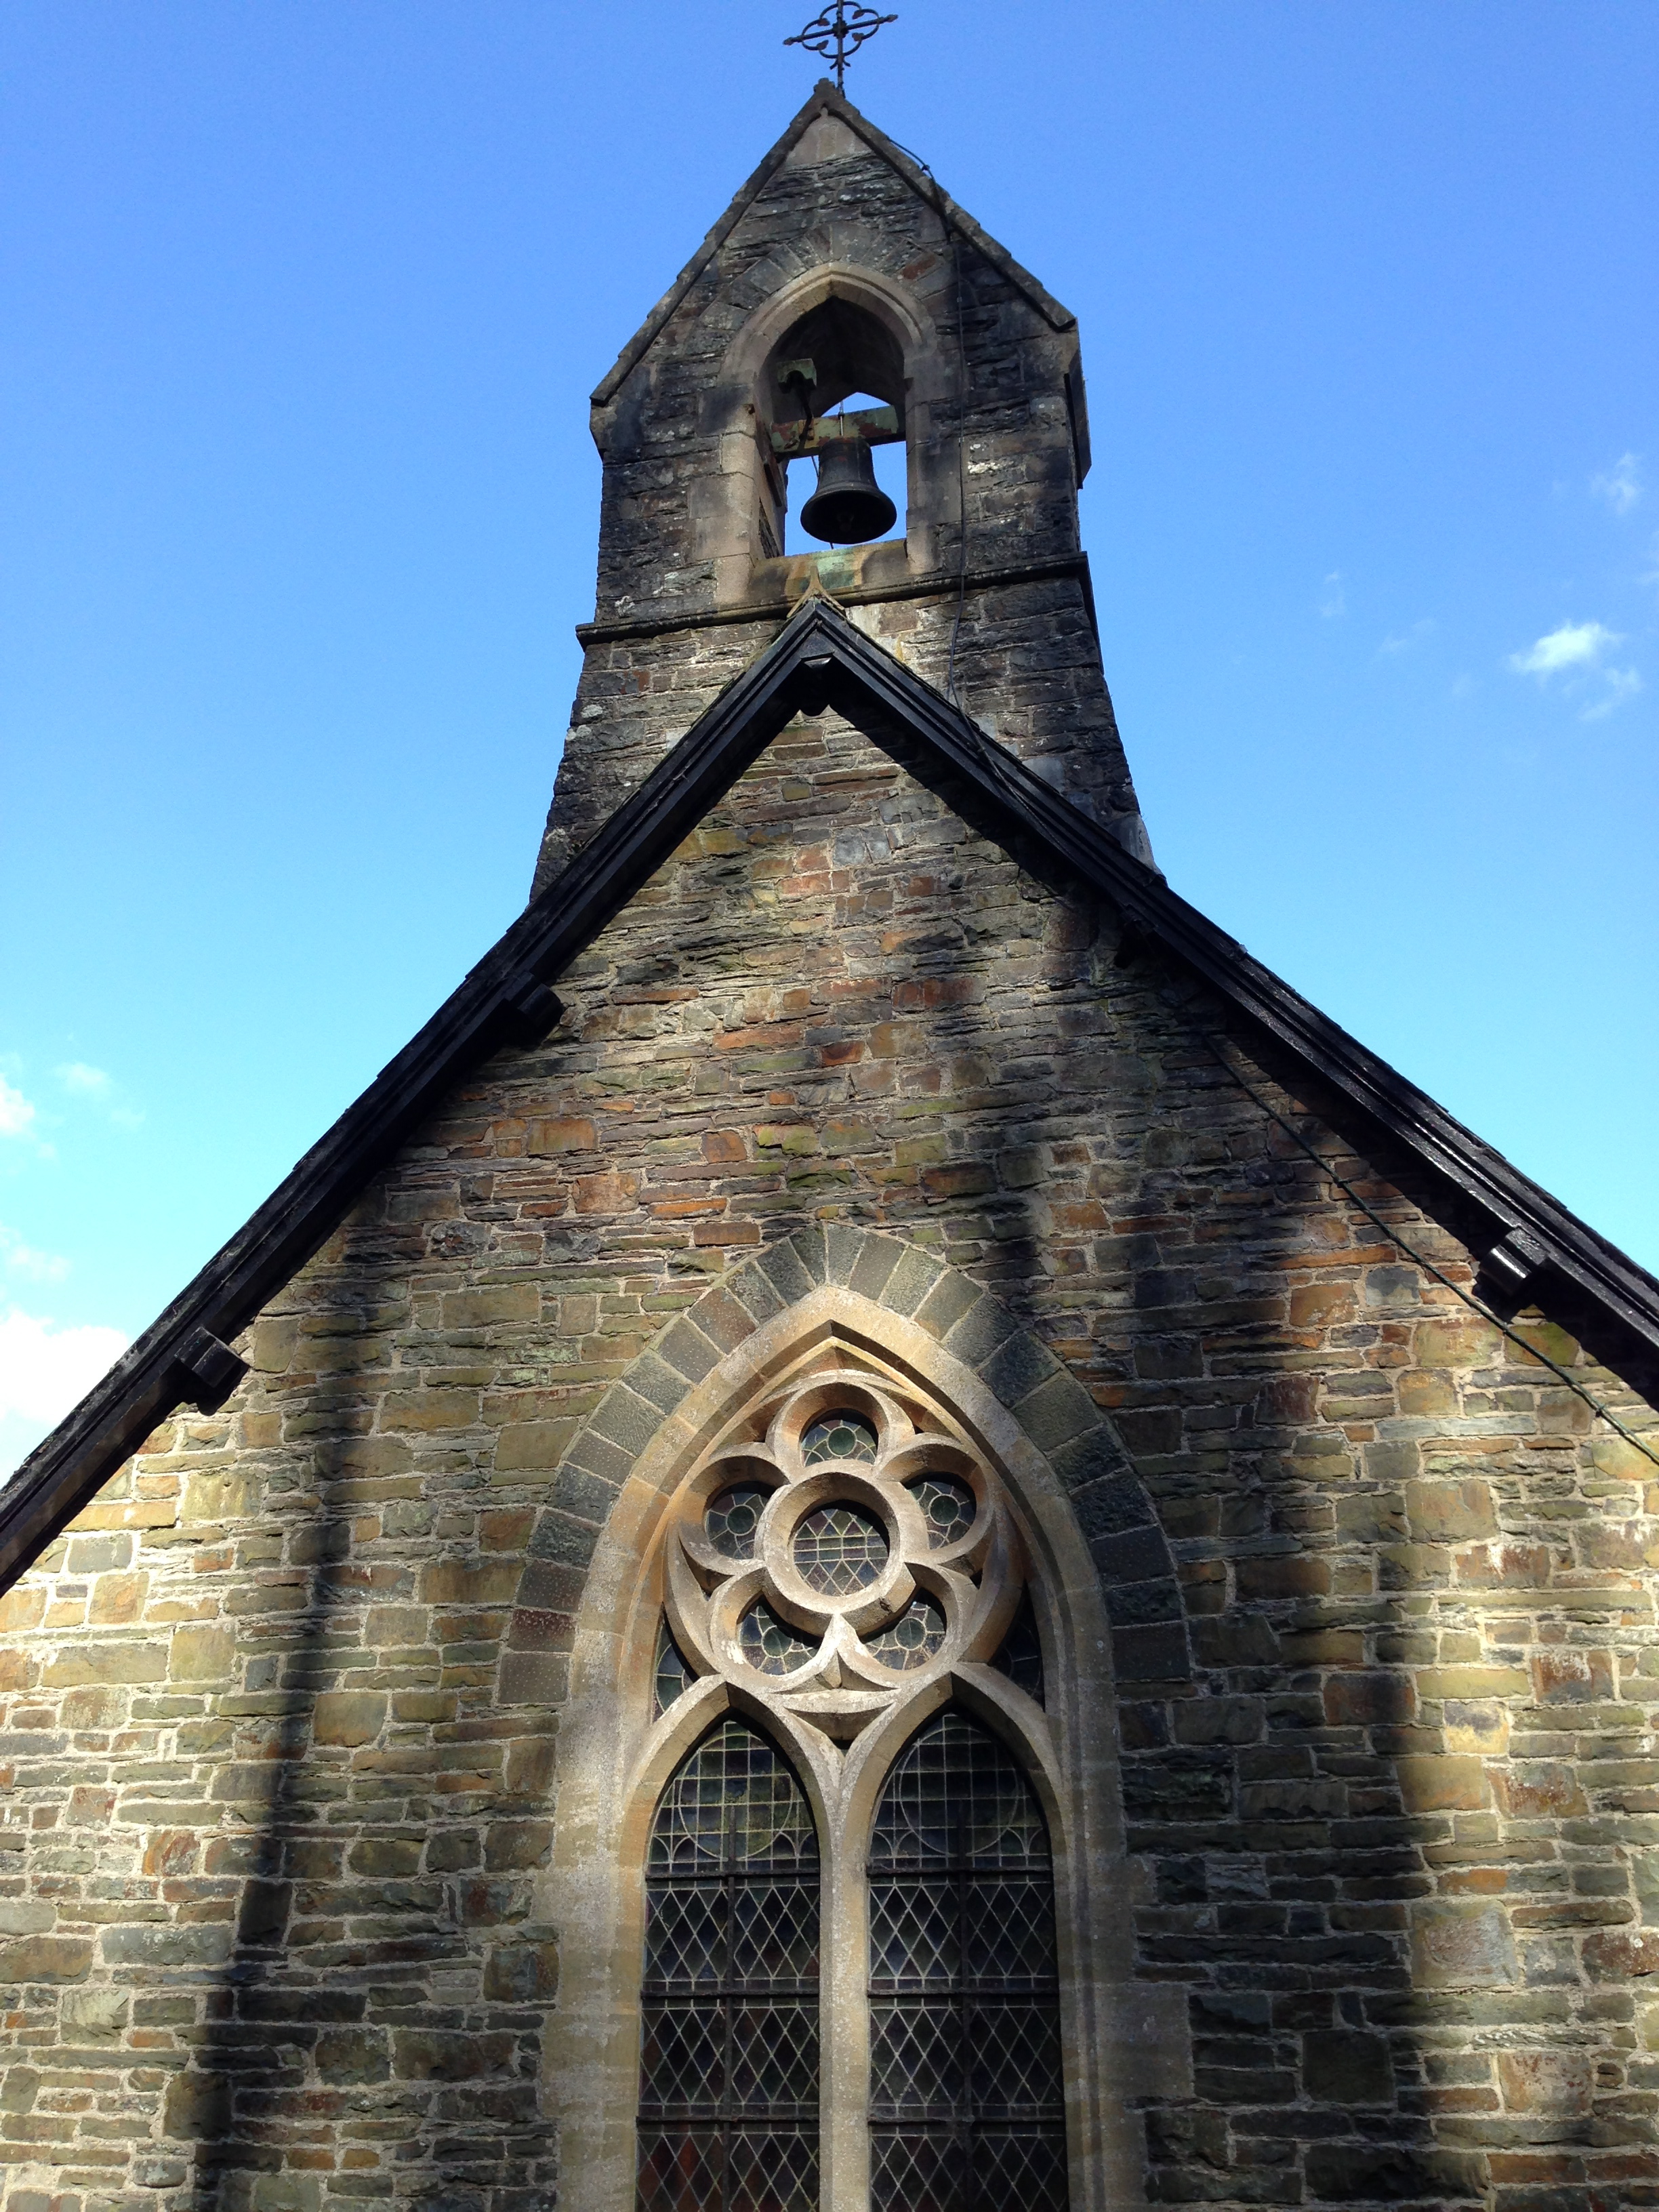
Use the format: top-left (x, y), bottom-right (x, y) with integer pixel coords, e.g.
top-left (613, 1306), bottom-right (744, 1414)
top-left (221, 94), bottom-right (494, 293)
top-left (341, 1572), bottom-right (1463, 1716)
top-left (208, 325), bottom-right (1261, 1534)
top-left (6, 594), bottom-right (1658, 1591)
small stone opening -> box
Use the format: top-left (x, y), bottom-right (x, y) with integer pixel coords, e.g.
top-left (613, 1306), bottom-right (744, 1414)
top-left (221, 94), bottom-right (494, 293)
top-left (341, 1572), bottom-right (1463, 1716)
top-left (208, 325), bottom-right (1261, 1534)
top-left (760, 297), bottom-right (908, 555)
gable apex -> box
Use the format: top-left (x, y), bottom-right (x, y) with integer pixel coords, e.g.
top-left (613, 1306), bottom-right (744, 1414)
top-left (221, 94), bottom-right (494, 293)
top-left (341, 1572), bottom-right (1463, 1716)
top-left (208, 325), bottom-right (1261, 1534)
top-left (7, 592), bottom-right (1659, 1601)
top-left (590, 79), bottom-right (1076, 411)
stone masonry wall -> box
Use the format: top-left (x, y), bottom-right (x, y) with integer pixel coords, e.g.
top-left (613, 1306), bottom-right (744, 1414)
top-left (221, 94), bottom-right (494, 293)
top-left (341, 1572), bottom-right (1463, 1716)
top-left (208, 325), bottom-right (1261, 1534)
top-left (1, 713), bottom-right (1656, 2212)
top-left (537, 108), bottom-right (1146, 878)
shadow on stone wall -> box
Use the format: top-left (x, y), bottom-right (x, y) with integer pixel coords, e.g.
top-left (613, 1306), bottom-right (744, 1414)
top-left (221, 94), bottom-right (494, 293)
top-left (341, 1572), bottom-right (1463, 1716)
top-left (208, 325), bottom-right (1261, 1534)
top-left (163, 1315), bottom-right (561, 2212)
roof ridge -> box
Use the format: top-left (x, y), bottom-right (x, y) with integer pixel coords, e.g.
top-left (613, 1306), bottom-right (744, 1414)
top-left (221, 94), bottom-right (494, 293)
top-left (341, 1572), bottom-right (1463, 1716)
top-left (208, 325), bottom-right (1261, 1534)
top-left (590, 81), bottom-right (1073, 410)
top-left (6, 594), bottom-right (1657, 1591)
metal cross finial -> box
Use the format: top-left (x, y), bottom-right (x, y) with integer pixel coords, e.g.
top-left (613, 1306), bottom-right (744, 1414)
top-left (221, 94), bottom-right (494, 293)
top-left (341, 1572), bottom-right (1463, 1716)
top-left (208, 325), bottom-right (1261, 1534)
top-left (784, 1), bottom-right (897, 91)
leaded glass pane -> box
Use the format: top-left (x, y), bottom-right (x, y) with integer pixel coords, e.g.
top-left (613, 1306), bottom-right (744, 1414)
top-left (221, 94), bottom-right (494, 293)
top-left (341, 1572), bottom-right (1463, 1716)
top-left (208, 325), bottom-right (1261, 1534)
top-left (705, 1484), bottom-right (769, 1561)
top-left (867, 1713), bottom-right (1067, 2212)
top-left (639, 1723), bottom-right (819, 2212)
top-left (867, 1711), bottom-right (1050, 1868)
top-left (792, 1503), bottom-right (887, 1594)
top-left (799, 1410), bottom-right (878, 1465)
top-left (907, 1475), bottom-right (977, 1549)
top-left (989, 1593), bottom-right (1045, 1707)
top-left (865, 1595), bottom-right (946, 1672)
top-left (738, 1601), bottom-right (817, 1677)
top-left (655, 1618), bottom-right (695, 1717)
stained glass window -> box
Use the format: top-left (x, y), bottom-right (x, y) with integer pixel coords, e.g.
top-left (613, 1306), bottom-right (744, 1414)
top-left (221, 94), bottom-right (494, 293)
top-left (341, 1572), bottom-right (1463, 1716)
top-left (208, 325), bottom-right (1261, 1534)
top-left (739, 1602), bottom-right (818, 1677)
top-left (800, 1411), bottom-right (878, 1466)
top-left (793, 1504), bottom-right (887, 1594)
top-left (705, 1485), bottom-right (770, 1561)
top-left (907, 1477), bottom-right (976, 1549)
top-left (655, 1618), bottom-right (695, 1717)
top-left (865, 1595), bottom-right (947, 1672)
top-left (866, 1712), bottom-right (1067, 2212)
top-left (638, 1720), bottom-right (819, 2212)
top-left (989, 1595), bottom-right (1046, 1708)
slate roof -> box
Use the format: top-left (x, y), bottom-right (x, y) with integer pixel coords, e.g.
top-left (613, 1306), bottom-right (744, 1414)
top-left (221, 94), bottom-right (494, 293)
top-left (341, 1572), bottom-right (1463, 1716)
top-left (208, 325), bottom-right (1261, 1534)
top-left (590, 79), bottom-right (1077, 411)
top-left (7, 593), bottom-right (1658, 1589)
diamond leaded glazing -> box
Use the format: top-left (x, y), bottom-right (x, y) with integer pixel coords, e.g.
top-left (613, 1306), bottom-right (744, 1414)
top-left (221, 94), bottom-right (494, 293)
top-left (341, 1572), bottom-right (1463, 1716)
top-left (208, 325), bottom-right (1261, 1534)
top-left (792, 1504), bottom-right (888, 1594)
top-left (867, 1713), bottom-right (1067, 2212)
top-left (639, 1721), bottom-right (819, 2212)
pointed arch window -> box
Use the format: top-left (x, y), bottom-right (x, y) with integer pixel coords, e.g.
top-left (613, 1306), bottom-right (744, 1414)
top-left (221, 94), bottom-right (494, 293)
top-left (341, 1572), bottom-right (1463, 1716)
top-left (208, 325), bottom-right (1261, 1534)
top-left (579, 1349), bottom-right (1117, 2212)
top-left (867, 1711), bottom-right (1067, 2212)
top-left (636, 1718), bottom-right (821, 2212)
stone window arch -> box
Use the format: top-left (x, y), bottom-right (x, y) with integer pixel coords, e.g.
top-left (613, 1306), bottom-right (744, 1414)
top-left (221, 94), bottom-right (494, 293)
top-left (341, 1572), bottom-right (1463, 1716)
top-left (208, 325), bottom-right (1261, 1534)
top-left (704, 266), bottom-right (951, 598)
top-left (537, 1247), bottom-right (1185, 2212)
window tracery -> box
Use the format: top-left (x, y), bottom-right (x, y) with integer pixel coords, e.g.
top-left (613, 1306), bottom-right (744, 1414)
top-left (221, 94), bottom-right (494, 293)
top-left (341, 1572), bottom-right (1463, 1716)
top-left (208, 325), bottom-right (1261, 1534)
top-left (635, 1364), bottom-right (1066, 2212)
top-left (659, 1376), bottom-right (1033, 1746)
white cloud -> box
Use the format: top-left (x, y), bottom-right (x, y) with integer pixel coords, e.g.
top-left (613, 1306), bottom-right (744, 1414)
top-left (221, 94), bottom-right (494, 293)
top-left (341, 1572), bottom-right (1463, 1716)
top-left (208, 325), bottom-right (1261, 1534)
top-left (0, 1078), bottom-right (36, 1142)
top-left (0, 1228), bottom-right (69, 1285)
top-left (56, 1063), bottom-right (110, 1097)
top-left (0, 1307), bottom-right (127, 1430)
top-left (1509, 620), bottom-right (1621, 677)
top-left (1580, 667), bottom-right (1643, 722)
top-left (50, 1060), bottom-right (142, 1131)
top-left (1380, 618), bottom-right (1437, 656)
top-left (1319, 571), bottom-right (1345, 619)
top-left (1591, 452), bottom-right (1642, 515)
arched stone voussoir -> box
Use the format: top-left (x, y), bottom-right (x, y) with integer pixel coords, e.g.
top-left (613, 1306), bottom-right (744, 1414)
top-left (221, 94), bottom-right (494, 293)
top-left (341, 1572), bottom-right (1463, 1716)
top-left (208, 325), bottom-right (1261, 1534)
top-left (501, 1227), bottom-right (1192, 1707)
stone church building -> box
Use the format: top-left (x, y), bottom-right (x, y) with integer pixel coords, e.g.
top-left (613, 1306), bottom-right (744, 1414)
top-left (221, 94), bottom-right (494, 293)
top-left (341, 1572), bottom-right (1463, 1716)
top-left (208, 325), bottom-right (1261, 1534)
top-left (3, 79), bottom-right (1658, 2212)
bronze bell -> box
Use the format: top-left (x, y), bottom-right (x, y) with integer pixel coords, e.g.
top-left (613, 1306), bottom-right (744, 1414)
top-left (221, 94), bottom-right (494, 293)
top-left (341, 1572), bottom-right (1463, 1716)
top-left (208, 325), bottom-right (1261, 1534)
top-left (798, 434), bottom-right (897, 545)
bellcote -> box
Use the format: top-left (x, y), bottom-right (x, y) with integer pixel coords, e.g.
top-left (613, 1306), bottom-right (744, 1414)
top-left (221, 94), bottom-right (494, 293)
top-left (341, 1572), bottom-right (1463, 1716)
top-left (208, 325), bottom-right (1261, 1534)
top-left (535, 83), bottom-right (1150, 891)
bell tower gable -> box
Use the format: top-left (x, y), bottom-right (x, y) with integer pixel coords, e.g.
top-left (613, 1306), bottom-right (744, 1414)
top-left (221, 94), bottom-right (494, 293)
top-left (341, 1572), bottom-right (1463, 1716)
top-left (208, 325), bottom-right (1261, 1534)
top-left (541, 82), bottom-right (1147, 884)
top-left (586, 80), bottom-right (1090, 626)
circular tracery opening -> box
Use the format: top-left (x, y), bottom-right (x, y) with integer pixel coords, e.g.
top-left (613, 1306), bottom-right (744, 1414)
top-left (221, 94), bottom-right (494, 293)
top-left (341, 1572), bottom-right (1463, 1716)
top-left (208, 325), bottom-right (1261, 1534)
top-left (865, 1595), bottom-right (947, 1672)
top-left (705, 1484), bottom-right (769, 1559)
top-left (792, 1502), bottom-right (888, 1594)
top-left (739, 1601), bottom-right (818, 1676)
top-left (907, 1475), bottom-right (976, 1548)
top-left (800, 1410), bottom-right (878, 1466)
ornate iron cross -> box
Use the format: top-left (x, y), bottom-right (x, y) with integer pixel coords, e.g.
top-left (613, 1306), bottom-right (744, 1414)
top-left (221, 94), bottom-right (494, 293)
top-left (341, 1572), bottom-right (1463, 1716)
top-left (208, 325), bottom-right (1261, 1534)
top-left (784, 1), bottom-right (897, 90)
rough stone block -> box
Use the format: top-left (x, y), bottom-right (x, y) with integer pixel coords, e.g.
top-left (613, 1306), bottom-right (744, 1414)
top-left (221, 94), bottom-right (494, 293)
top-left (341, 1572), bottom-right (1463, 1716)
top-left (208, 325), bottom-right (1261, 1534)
top-left (1412, 1902), bottom-right (1517, 1988)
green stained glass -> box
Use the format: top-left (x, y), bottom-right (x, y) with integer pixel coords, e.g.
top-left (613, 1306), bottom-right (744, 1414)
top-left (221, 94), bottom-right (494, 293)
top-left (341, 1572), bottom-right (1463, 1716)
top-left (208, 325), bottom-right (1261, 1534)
top-left (705, 1483), bottom-right (770, 1560)
top-left (907, 1476), bottom-right (976, 1549)
top-left (739, 1601), bottom-right (817, 1677)
top-left (800, 1410), bottom-right (878, 1466)
top-left (865, 1596), bottom-right (947, 1673)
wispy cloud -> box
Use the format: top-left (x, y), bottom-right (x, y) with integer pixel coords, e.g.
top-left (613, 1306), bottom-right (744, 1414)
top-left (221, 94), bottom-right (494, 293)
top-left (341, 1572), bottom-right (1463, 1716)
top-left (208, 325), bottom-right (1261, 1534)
top-left (1507, 619), bottom-right (1640, 720)
top-left (54, 1060), bottom-right (142, 1131)
top-left (0, 1228), bottom-right (69, 1286)
top-left (0, 1078), bottom-right (39, 1144)
top-left (1580, 668), bottom-right (1643, 722)
top-left (1318, 571), bottom-right (1345, 619)
top-left (0, 1307), bottom-right (127, 1448)
top-left (1509, 620), bottom-right (1620, 676)
top-left (1379, 618), bottom-right (1437, 657)
top-left (56, 1063), bottom-right (110, 1098)
top-left (1591, 452), bottom-right (1642, 515)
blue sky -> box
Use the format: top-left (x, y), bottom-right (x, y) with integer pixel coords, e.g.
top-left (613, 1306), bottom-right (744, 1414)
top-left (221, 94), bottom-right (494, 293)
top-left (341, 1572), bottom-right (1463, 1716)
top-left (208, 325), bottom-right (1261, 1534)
top-left (2, 1), bottom-right (1655, 1475)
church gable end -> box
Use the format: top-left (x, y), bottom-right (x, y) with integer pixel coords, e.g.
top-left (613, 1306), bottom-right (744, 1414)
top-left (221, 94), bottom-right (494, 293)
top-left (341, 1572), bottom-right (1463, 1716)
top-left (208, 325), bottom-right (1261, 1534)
top-left (3, 77), bottom-right (1658, 2212)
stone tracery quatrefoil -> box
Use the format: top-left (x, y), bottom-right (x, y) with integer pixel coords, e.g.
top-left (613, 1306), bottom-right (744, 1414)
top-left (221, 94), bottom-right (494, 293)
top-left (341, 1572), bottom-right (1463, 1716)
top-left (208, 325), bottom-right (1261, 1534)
top-left (661, 1370), bottom-right (1031, 1741)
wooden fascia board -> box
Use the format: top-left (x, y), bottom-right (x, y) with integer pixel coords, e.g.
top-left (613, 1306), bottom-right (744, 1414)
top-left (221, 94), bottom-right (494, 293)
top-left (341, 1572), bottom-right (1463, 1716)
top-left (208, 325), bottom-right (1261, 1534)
top-left (6, 593), bottom-right (1656, 1593)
